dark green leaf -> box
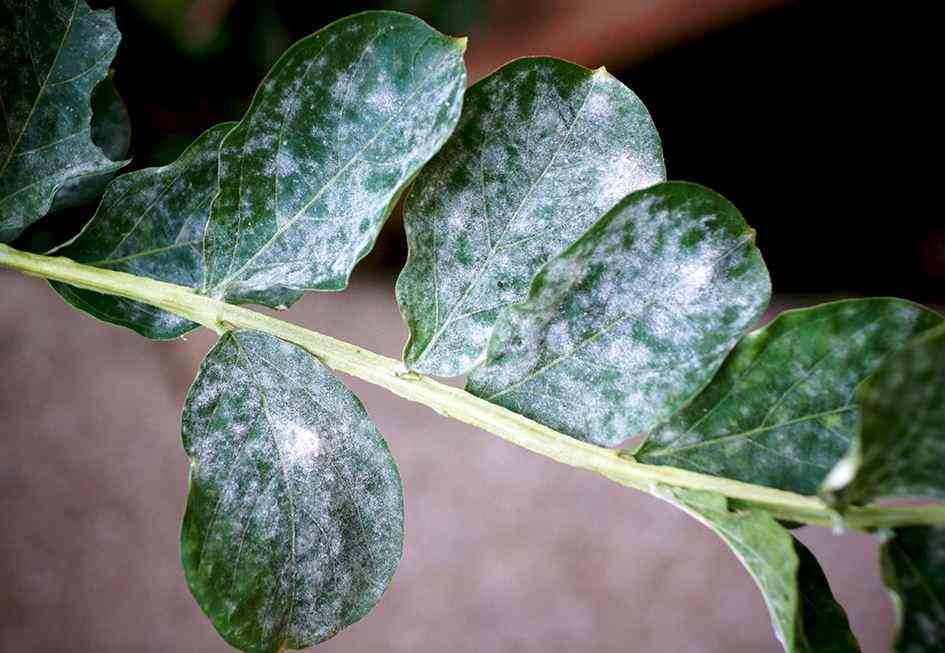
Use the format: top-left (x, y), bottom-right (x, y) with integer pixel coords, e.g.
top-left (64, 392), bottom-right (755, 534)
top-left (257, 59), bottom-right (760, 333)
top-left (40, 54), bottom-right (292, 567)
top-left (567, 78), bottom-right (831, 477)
top-left (397, 56), bottom-right (665, 376)
top-left (637, 299), bottom-right (943, 494)
top-left (823, 323), bottom-right (945, 506)
top-left (880, 527), bottom-right (945, 653)
top-left (203, 11), bottom-right (467, 308)
top-left (182, 330), bottom-right (403, 653)
top-left (466, 182), bottom-right (770, 446)
top-left (51, 73), bottom-right (131, 211)
top-left (0, 0), bottom-right (127, 242)
top-left (50, 123), bottom-right (234, 339)
top-left (656, 486), bottom-right (859, 653)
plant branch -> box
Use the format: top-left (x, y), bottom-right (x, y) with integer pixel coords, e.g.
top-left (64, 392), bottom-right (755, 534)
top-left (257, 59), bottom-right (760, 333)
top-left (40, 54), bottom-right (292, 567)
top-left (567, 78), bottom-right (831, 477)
top-left (2, 242), bottom-right (942, 531)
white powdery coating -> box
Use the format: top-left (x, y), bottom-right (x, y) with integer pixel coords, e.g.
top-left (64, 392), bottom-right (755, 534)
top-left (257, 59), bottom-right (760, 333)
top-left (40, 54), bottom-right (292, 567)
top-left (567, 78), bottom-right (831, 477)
top-left (466, 183), bottom-right (770, 447)
top-left (182, 330), bottom-right (403, 651)
top-left (398, 60), bottom-right (666, 376)
top-left (203, 12), bottom-right (466, 307)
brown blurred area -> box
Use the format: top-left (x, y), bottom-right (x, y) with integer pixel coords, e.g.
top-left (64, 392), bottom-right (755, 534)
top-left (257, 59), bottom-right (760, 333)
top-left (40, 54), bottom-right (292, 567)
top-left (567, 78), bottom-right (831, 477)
top-left (0, 0), bottom-right (932, 651)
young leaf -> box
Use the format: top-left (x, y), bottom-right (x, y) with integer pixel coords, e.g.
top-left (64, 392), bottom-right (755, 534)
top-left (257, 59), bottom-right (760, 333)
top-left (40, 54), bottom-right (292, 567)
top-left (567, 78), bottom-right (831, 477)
top-left (656, 486), bottom-right (859, 653)
top-left (466, 182), bottom-right (770, 446)
top-left (0, 0), bottom-right (127, 242)
top-left (637, 299), bottom-right (943, 494)
top-left (51, 73), bottom-right (132, 211)
top-left (880, 527), bottom-right (945, 653)
top-left (50, 123), bottom-right (234, 339)
top-left (396, 57), bottom-right (665, 376)
top-left (182, 330), bottom-right (403, 653)
top-left (823, 323), bottom-right (945, 506)
top-left (203, 11), bottom-right (467, 308)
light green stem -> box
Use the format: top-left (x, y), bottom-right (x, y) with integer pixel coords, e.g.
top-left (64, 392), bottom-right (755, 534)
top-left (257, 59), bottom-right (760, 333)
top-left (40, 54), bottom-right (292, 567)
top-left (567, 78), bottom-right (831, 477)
top-left (1, 242), bottom-right (942, 530)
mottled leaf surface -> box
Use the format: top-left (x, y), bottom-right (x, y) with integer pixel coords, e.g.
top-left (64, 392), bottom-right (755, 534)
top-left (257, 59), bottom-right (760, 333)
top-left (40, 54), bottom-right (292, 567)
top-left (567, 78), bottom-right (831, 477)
top-left (182, 330), bottom-right (403, 653)
top-left (656, 487), bottom-right (859, 653)
top-left (0, 0), bottom-right (127, 242)
top-left (824, 324), bottom-right (945, 506)
top-left (397, 57), bottom-right (665, 376)
top-left (203, 11), bottom-right (466, 307)
top-left (638, 299), bottom-right (943, 494)
top-left (51, 73), bottom-right (131, 211)
top-left (881, 527), bottom-right (945, 653)
top-left (466, 182), bottom-right (769, 446)
top-left (49, 123), bottom-right (233, 339)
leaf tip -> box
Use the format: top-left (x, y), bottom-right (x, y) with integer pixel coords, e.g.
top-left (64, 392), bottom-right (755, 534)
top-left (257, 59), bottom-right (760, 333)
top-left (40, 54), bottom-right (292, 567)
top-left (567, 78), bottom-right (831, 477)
top-left (451, 35), bottom-right (469, 52)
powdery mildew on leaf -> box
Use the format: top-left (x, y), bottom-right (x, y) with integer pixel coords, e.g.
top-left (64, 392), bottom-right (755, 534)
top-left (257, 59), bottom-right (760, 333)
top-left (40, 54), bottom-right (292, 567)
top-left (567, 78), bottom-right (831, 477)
top-left (638, 298), bottom-right (943, 495)
top-left (203, 11), bottom-right (466, 307)
top-left (880, 527), bottom-right (945, 653)
top-left (656, 487), bottom-right (859, 653)
top-left (824, 323), bottom-right (945, 506)
top-left (397, 57), bottom-right (665, 376)
top-left (50, 123), bottom-right (234, 339)
top-left (181, 330), bottom-right (403, 653)
top-left (0, 0), bottom-right (127, 242)
top-left (465, 182), bottom-right (769, 446)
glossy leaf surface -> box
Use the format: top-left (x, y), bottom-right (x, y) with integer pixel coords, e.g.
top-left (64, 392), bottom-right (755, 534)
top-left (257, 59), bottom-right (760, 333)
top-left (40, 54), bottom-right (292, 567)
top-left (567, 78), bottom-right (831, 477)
top-left (203, 11), bottom-right (466, 308)
top-left (880, 527), bottom-right (945, 653)
top-left (397, 57), bottom-right (665, 376)
top-left (182, 330), bottom-right (403, 653)
top-left (51, 74), bottom-right (131, 211)
top-left (0, 0), bottom-right (127, 242)
top-left (657, 487), bottom-right (859, 653)
top-left (824, 324), bottom-right (945, 505)
top-left (51, 123), bottom-right (234, 339)
top-left (466, 182), bottom-right (770, 446)
top-left (638, 299), bottom-right (943, 494)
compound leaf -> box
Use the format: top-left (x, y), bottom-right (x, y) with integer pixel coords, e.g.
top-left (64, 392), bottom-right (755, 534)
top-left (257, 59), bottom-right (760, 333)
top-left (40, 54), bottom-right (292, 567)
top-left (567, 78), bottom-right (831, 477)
top-left (397, 56), bottom-right (665, 376)
top-left (880, 527), bottom-right (945, 653)
top-left (203, 11), bottom-right (466, 308)
top-left (466, 182), bottom-right (770, 446)
top-left (824, 323), bottom-right (945, 506)
top-left (0, 0), bottom-right (127, 242)
top-left (50, 122), bottom-right (234, 339)
top-left (656, 486), bottom-right (859, 653)
top-left (637, 299), bottom-right (943, 494)
top-left (182, 330), bottom-right (403, 653)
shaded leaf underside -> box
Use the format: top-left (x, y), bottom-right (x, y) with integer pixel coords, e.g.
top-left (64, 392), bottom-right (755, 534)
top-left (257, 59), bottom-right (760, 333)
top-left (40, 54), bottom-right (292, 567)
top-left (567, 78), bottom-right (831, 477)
top-left (881, 527), bottom-right (945, 653)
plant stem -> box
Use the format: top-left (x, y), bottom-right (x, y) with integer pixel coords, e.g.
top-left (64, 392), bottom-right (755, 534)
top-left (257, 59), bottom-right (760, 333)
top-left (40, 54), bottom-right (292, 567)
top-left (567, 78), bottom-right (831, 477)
top-left (2, 242), bottom-right (942, 531)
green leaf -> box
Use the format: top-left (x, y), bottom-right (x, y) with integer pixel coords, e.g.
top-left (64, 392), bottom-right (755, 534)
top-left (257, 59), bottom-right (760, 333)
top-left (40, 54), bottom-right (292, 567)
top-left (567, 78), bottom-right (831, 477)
top-left (49, 123), bottom-right (234, 339)
top-left (637, 299), bottom-right (943, 495)
top-left (182, 330), bottom-right (403, 653)
top-left (880, 527), bottom-right (945, 653)
top-left (823, 323), bottom-right (945, 506)
top-left (397, 56), bottom-right (665, 376)
top-left (466, 182), bottom-right (769, 446)
top-left (656, 486), bottom-right (859, 653)
top-left (0, 0), bottom-right (128, 242)
top-left (203, 11), bottom-right (467, 308)
top-left (51, 73), bottom-right (132, 211)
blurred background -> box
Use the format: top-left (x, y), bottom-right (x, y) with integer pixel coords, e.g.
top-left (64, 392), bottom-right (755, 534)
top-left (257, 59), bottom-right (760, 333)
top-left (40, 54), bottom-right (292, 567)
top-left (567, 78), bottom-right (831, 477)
top-left (1, 1), bottom-right (940, 652)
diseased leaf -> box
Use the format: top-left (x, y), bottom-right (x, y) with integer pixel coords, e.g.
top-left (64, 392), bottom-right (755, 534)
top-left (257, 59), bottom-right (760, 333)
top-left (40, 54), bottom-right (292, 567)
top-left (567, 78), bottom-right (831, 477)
top-left (0, 0), bottom-right (127, 242)
top-left (466, 182), bottom-right (770, 446)
top-left (397, 56), bottom-right (665, 376)
top-left (49, 123), bottom-right (234, 339)
top-left (51, 73), bottom-right (131, 211)
top-left (823, 323), bottom-right (945, 506)
top-left (637, 299), bottom-right (943, 495)
top-left (203, 11), bottom-right (466, 308)
top-left (656, 486), bottom-right (859, 653)
top-left (880, 527), bottom-right (945, 653)
top-left (182, 330), bottom-right (403, 653)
